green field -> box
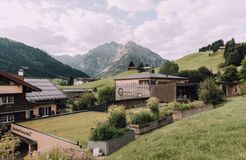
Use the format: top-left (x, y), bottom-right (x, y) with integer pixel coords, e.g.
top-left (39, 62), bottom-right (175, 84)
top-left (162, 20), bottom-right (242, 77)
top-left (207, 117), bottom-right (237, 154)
top-left (176, 51), bottom-right (224, 72)
top-left (58, 70), bottom-right (138, 91)
top-left (107, 96), bottom-right (246, 160)
top-left (19, 111), bottom-right (107, 147)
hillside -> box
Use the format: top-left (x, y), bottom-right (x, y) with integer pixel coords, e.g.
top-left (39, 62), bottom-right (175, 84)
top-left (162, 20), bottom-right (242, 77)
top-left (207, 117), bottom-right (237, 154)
top-left (176, 51), bottom-right (224, 72)
top-left (108, 96), bottom-right (246, 160)
top-left (54, 41), bottom-right (166, 78)
top-left (0, 38), bottom-right (88, 78)
top-left (59, 70), bottom-right (138, 91)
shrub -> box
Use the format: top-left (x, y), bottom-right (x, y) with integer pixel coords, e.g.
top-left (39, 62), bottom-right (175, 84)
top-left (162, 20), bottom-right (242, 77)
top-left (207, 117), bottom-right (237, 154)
top-left (240, 57), bottom-right (246, 80)
top-left (159, 61), bottom-right (179, 76)
top-left (98, 86), bottom-right (115, 103)
top-left (24, 148), bottom-right (95, 160)
top-left (73, 93), bottom-right (97, 111)
top-left (108, 105), bottom-right (127, 129)
top-left (89, 122), bottom-right (126, 141)
top-left (221, 65), bottom-right (239, 82)
top-left (130, 111), bottom-right (155, 125)
top-left (0, 132), bottom-right (21, 160)
top-left (173, 102), bottom-right (195, 111)
top-left (199, 78), bottom-right (224, 104)
top-left (147, 97), bottom-right (160, 119)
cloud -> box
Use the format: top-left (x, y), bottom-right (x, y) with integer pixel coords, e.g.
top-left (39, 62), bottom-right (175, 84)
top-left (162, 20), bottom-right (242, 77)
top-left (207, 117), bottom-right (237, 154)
top-left (0, 0), bottom-right (131, 55)
top-left (133, 0), bottom-right (246, 59)
top-left (107, 0), bottom-right (155, 12)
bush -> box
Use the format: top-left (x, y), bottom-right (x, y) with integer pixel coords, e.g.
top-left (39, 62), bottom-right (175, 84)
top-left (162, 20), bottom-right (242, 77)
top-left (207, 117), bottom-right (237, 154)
top-left (221, 65), bottom-right (239, 82)
top-left (24, 148), bottom-right (94, 160)
top-left (173, 102), bottom-right (195, 111)
top-left (89, 122), bottom-right (126, 141)
top-left (199, 78), bottom-right (224, 104)
top-left (159, 61), bottom-right (179, 76)
top-left (73, 93), bottom-right (97, 111)
top-left (130, 111), bottom-right (155, 125)
top-left (240, 57), bottom-right (246, 80)
top-left (0, 132), bottom-right (21, 160)
top-left (147, 97), bottom-right (160, 118)
top-left (108, 105), bottom-right (127, 129)
top-left (98, 86), bottom-right (115, 103)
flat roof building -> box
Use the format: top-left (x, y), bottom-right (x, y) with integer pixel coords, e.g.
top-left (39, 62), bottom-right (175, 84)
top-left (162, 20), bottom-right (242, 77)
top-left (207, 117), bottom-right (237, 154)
top-left (115, 72), bottom-right (197, 102)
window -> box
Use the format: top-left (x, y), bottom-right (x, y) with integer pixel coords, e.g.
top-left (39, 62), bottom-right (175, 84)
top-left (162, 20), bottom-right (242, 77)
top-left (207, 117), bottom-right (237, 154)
top-left (139, 80), bottom-right (150, 85)
top-left (0, 114), bottom-right (14, 123)
top-left (0, 96), bottom-right (14, 105)
top-left (39, 106), bottom-right (52, 117)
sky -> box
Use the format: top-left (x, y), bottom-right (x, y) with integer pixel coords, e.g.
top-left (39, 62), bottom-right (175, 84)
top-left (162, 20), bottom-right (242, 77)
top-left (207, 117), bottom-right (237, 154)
top-left (0, 0), bottom-right (246, 60)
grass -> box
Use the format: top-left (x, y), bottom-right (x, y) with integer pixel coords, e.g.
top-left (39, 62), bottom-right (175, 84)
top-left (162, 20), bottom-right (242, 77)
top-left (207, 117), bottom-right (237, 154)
top-left (241, 82), bottom-right (246, 94)
top-left (19, 111), bottom-right (107, 147)
top-left (176, 51), bottom-right (224, 72)
top-left (107, 96), bottom-right (246, 160)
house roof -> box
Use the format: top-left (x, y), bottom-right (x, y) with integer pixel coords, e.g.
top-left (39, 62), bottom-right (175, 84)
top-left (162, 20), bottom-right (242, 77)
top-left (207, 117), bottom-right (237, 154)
top-left (25, 78), bottom-right (66, 102)
top-left (0, 70), bottom-right (41, 92)
top-left (115, 72), bottom-right (188, 80)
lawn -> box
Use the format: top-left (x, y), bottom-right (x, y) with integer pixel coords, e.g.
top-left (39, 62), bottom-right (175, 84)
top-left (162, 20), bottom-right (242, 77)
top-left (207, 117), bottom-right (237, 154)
top-left (19, 111), bottom-right (107, 147)
top-left (176, 51), bottom-right (224, 72)
top-left (107, 96), bottom-right (246, 160)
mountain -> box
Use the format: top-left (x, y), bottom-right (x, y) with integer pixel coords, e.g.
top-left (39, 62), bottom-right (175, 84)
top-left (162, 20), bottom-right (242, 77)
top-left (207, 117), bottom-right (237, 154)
top-left (54, 41), bottom-right (166, 77)
top-left (0, 38), bottom-right (88, 78)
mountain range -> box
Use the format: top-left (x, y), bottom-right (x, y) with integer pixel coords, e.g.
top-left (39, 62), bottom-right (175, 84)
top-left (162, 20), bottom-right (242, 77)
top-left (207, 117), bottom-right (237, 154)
top-left (54, 41), bottom-right (166, 77)
top-left (0, 38), bottom-right (88, 78)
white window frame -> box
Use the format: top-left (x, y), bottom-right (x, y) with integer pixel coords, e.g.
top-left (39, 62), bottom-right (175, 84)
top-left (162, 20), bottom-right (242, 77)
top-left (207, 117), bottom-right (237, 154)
top-left (0, 96), bottom-right (14, 105)
top-left (0, 114), bottom-right (14, 123)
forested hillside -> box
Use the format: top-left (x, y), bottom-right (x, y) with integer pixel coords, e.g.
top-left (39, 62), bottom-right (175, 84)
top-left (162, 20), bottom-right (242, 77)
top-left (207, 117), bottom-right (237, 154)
top-left (0, 38), bottom-right (88, 78)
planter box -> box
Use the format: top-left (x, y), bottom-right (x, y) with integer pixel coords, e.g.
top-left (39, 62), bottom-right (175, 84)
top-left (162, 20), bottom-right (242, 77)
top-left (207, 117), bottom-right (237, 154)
top-left (88, 131), bottom-right (135, 156)
top-left (129, 120), bottom-right (158, 135)
top-left (172, 104), bottom-right (213, 121)
top-left (158, 116), bottom-right (173, 128)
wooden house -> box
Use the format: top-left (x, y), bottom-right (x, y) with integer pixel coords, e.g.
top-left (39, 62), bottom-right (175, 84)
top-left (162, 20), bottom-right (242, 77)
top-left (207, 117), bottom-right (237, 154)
top-left (218, 82), bottom-right (241, 97)
top-left (0, 71), bottom-right (41, 123)
top-left (24, 78), bottom-right (67, 118)
top-left (115, 72), bottom-right (197, 102)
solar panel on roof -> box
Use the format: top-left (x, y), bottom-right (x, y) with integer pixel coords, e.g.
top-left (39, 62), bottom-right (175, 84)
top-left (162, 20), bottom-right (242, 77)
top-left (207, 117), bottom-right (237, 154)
top-left (24, 78), bottom-right (67, 102)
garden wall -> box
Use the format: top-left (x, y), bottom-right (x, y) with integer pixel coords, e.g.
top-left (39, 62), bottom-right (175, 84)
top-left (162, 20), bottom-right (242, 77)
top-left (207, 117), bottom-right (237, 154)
top-left (88, 131), bottom-right (135, 155)
top-left (172, 104), bottom-right (214, 121)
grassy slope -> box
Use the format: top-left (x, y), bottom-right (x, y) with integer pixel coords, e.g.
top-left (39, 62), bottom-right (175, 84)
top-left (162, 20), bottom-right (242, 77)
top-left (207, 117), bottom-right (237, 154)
top-left (176, 51), bottom-right (224, 72)
top-left (108, 96), bottom-right (246, 160)
top-left (59, 70), bottom-right (138, 90)
top-left (19, 112), bottom-right (107, 146)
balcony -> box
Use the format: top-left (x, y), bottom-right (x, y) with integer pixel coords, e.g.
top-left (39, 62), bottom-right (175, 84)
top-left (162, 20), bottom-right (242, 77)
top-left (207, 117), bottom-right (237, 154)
top-left (0, 104), bottom-right (33, 114)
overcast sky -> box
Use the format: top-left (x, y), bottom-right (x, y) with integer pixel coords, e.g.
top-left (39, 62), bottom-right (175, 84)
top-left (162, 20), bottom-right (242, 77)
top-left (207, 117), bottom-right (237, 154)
top-left (0, 0), bottom-right (246, 60)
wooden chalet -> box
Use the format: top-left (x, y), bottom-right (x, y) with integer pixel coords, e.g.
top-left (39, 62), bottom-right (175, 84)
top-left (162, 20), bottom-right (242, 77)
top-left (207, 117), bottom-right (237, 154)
top-left (0, 71), bottom-right (41, 123)
top-left (115, 72), bottom-right (197, 102)
top-left (24, 78), bottom-right (67, 118)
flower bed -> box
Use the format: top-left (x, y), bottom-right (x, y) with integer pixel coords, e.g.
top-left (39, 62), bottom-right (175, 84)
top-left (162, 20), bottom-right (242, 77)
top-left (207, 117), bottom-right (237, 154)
top-left (158, 115), bottom-right (173, 128)
top-left (88, 130), bottom-right (135, 156)
top-left (129, 120), bottom-right (158, 135)
top-left (172, 104), bottom-right (213, 121)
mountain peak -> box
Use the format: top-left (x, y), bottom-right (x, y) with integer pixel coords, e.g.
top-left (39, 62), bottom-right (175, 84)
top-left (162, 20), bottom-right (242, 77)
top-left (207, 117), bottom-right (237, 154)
top-left (125, 41), bottom-right (137, 46)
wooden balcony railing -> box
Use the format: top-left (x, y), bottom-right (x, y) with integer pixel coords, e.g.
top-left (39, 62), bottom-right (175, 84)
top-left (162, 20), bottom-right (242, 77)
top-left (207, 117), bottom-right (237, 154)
top-left (0, 104), bottom-right (34, 114)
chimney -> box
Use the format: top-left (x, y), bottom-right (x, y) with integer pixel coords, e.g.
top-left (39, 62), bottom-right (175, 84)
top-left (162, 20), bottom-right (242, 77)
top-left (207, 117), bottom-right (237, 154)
top-left (18, 69), bottom-right (24, 76)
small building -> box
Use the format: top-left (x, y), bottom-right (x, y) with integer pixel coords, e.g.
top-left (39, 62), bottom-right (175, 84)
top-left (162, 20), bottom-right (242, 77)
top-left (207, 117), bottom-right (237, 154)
top-left (115, 72), bottom-right (197, 102)
top-left (73, 78), bottom-right (96, 85)
top-left (24, 78), bottom-right (67, 118)
top-left (0, 71), bottom-right (41, 123)
top-left (218, 82), bottom-right (241, 97)
top-left (62, 88), bottom-right (93, 100)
